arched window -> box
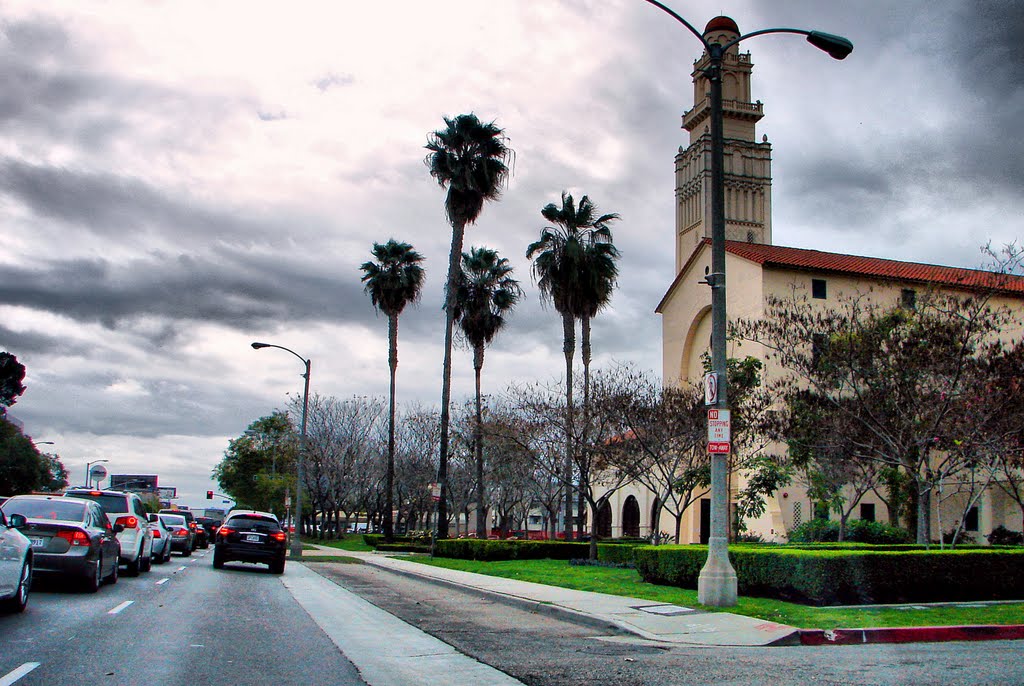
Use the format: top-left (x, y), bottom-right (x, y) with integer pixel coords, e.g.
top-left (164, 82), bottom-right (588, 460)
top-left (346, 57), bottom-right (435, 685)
top-left (596, 501), bottom-right (612, 539)
top-left (622, 496), bottom-right (640, 538)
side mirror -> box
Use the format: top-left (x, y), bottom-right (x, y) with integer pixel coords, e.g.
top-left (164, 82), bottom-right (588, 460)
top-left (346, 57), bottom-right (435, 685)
top-left (8, 513), bottom-right (27, 529)
top-left (113, 523), bottom-right (125, 534)
top-left (147, 513), bottom-right (158, 523)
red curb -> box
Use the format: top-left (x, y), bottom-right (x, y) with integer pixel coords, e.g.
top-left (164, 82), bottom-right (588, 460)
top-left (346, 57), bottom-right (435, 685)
top-left (800, 625), bottom-right (1024, 646)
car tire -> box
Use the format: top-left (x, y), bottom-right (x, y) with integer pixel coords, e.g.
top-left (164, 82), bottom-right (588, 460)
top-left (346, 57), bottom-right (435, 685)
top-left (140, 553), bottom-right (152, 573)
top-left (270, 559), bottom-right (285, 575)
top-left (125, 548), bottom-right (141, 577)
top-left (1, 558), bottom-right (31, 613)
top-left (84, 555), bottom-right (102, 593)
top-left (106, 555), bottom-right (119, 585)
top-left (212, 548), bottom-right (225, 569)
top-left (182, 546), bottom-right (192, 558)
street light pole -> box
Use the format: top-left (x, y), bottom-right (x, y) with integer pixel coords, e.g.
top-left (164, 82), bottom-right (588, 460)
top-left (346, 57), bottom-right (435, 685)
top-left (641, 0), bottom-right (851, 607)
top-left (251, 341), bottom-right (310, 559)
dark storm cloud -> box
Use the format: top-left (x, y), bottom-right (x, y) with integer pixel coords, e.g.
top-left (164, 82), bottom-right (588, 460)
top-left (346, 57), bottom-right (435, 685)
top-left (0, 324), bottom-right (68, 356)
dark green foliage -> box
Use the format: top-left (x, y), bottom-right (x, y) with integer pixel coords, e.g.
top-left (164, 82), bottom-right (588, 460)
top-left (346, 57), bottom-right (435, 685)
top-left (376, 543), bottom-right (432, 553)
top-left (0, 417), bottom-right (48, 494)
top-left (0, 352), bottom-right (26, 409)
top-left (431, 538), bottom-right (649, 565)
top-left (787, 519), bottom-right (912, 544)
top-left (633, 544), bottom-right (1024, 605)
top-left (988, 525), bottom-right (1024, 545)
top-left (363, 534), bottom-right (414, 548)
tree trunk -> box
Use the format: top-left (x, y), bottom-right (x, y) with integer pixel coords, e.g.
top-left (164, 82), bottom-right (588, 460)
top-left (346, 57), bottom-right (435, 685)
top-left (474, 344), bottom-right (487, 538)
top-left (589, 497), bottom-right (601, 561)
top-left (916, 480), bottom-right (931, 545)
top-left (579, 314), bottom-right (592, 541)
top-left (384, 313), bottom-right (398, 542)
top-left (562, 312), bottom-right (575, 540)
top-left (437, 218), bottom-right (466, 538)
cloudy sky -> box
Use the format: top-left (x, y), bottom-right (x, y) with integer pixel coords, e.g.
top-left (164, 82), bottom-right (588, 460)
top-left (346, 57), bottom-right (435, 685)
top-left (3, 1), bottom-right (1021, 507)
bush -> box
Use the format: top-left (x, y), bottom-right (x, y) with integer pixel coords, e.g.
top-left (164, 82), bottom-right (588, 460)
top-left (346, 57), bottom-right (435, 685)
top-left (633, 544), bottom-right (1024, 606)
top-left (376, 543), bottom-right (431, 553)
top-left (787, 519), bottom-right (912, 544)
top-left (363, 534), bottom-right (415, 548)
top-left (988, 525), bottom-right (1024, 546)
top-left (434, 539), bottom-right (590, 561)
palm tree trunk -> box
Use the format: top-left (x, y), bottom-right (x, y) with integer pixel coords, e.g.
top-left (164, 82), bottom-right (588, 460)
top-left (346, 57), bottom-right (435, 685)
top-left (474, 344), bottom-right (487, 538)
top-left (385, 312), bottom-right (398, 542)
top-left (579, 314), bottom-right (592, 540)
top-left (438, 218), bottom-right (466, 538)
top-left (562, 311), bottom-right (575, 541)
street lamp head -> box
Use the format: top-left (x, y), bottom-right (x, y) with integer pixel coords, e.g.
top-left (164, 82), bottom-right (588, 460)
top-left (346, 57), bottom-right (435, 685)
top-left (251, 342), bottom-right (270, 350)
top-left (806, 31), bottom-right (853, 60)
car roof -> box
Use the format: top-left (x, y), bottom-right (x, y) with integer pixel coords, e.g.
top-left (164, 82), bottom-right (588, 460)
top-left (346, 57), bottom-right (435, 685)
top-left (225, 509), bottom-right (278, 520)
top-left (65, 488), bottom-right (136, 498)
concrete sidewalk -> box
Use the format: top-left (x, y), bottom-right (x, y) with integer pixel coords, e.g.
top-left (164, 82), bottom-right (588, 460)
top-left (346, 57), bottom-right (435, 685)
top-left (298, 544), bottom-right (1024, 647)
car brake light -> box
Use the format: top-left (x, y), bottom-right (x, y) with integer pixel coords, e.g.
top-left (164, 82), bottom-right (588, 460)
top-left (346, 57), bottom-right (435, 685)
top-left (218, 526), bottom-right (234, 537)
top-left (89, 491), bottom-right (102, 496)
top-left (176, 528), bottom-right (189, 535)
top-left (116, 515), bottom-right (139, 528)
top-left (152, 529), bottom-right (161, 538)
top-left (271, 531), bottom-right (286, 542)
top-left (57, 530), bottom-right (91, 546)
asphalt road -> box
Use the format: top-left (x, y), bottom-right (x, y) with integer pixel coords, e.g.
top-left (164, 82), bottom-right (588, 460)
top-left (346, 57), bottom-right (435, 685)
top-left (308, 560), bottom-right (1024, 686)
top-left (0, 550), bottom-right (366, 686)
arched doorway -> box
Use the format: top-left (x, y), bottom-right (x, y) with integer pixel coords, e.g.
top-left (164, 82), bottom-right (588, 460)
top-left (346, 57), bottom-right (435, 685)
top-left (622, 496), bottom-right (640, 538)
top-left (596, 501), bottom-right (612, 538)
top-left (650, 497), bottom-right (662, 539)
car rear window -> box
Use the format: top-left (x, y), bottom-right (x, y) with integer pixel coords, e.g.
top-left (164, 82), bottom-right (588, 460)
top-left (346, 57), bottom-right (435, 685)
top-left (160, 515), bottom-right (187, 527)
top-left (3, 498), bottom-right (87, 521)
top-left (66, 492), bottom-right (129, 516)
top-left (226, 515), bottom-right (281, 533)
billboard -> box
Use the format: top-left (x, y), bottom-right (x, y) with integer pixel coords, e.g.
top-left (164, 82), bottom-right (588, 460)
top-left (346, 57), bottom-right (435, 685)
top-left (110, 474), bottom-right (159, 491)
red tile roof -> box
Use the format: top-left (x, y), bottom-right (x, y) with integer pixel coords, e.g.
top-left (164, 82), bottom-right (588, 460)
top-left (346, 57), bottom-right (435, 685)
top-left (724, 240), bottom-right (1024, 294)
top-left (657, 239), bottom-right (1024, 313)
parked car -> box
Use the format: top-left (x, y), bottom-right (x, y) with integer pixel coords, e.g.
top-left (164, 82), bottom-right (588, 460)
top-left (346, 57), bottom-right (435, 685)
top-left (158, 514), bottom-right (193, 556)
top-left (0, 506), bottom-right (32, 613)
top-left (64, 488), bottom-right (153, 575)
top-left (1, 495), bottom-right (120, 592)
top-left (213, 510), bottom-right (286, 574)
top-left (146, 513), bottom-right (172, 564)
top-left (158, 509), bottom-right (206, 550)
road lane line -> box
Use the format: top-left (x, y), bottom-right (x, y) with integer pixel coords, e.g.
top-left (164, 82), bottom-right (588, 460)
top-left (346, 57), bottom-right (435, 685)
top-left (156, 578), bottom-right (169, 585)
top-left (176, 566), bottom-right (187, 571)
top-left (108, 600), bottom-right (134, 615)
top-left (0, 663), bottom-right (40, 686)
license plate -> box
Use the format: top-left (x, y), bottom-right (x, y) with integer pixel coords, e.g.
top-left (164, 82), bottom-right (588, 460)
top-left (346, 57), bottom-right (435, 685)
top-left (30, 537), bottom-right (46, 548)
top-left (245, 534), bottom-right (260, 543)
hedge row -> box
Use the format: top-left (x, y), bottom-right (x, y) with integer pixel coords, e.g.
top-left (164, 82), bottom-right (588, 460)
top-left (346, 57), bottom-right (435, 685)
top-left (363, 534), bottom-right (419, 547)
top-left (430, 538), bottom-right (651, 564)
top-left (633, 545), bottom-right (1024, 606)
top-left (376, 543), bottom-right (432, 553)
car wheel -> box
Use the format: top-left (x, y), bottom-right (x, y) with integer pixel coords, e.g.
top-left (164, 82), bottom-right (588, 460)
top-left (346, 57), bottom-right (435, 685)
top-left (270, 559), bottom-right (285, 575)
top-left (140, 553), bottom-right (152, 573)
top-left (1, 558), bottom-right (31, 613)
top-left (182, 546), bottom-right (192, 557)
top-left (125, 548), bottom-right (141, 577)
top-left (84, 555), bottom-right (102, 593)
top-left (212, 547), bottom-right (225, 569)
top-left (106, 555), bottom-right (119, 585)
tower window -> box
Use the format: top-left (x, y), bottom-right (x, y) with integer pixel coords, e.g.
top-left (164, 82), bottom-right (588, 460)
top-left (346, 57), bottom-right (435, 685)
top-left (812, 279), bottom-right (827, 299)
top-left (965, 506), bottom-right (979, 532)
top-left (901, 289), bottom-right (917, 310)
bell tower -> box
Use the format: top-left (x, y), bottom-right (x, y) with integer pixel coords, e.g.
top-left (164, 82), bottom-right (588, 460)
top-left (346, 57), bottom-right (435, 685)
top-left (674, 16), bottom-right (773, 272)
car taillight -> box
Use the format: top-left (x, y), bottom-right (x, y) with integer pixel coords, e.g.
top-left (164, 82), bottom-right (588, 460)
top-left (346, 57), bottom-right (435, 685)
top-left (57, 529), bottom-right (91, 546)
top-left (175, 528), bottom-right (189, 535)
top-left (116, 515), bottom-right (139, 528)
top-left (218, 526), bottom-right (234, 537)
top-left (271, 531), bottom-right (286, 542)
top-left (152, 529), bottom-right (162, 538)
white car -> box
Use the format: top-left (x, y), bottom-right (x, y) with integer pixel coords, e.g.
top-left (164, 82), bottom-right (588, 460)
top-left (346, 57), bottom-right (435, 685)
top-left (0, 506), bottom-right (32, 613)
top-left (63, 489), bottom-right (153, 575)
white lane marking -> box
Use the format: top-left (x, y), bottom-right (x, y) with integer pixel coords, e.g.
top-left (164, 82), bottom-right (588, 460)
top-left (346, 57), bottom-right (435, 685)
top-left (156, 578), bottom-right (170, 585)
top-left (176, 566), bottom-right (187, 571)
top-left (108, 600), bottom-right (134, 615)
top-left (0, 663), bottom-right (41, 686)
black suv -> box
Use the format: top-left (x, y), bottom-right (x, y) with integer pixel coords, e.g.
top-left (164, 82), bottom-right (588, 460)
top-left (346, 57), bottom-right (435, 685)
top-left (213, 510), bottom-right (286, 574)
top-left (158, 509), bottom-right (207, 550)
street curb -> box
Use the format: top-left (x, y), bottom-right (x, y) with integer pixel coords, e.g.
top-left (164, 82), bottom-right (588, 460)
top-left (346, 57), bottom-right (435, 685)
top-left (800, 624), bottom-right (1024, 646)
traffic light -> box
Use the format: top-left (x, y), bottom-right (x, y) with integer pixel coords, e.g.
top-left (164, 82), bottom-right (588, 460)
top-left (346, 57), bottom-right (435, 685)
top-left (206, 490), bottom-right (213, 499)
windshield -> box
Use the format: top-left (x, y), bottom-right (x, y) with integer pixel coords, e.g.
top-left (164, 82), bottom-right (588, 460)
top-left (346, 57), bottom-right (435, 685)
top-left (65, 491), bottom-right (129, 516)
top-left (225, 515), bottom-right (281, 533)
top-left (3, 498), bottom-right (87, 522)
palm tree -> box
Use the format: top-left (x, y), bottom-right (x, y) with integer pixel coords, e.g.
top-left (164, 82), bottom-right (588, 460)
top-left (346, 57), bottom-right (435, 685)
top-left (526, 191), bottom-right (619, 540)
top-left (360, 239), bottom-right (426, 541)
top-left (453, 246), bottom-right (522, 537)
top-left (425, 113), bottom-right (512, 534)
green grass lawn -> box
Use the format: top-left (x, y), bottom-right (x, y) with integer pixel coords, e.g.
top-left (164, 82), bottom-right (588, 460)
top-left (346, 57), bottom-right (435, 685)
top-left (406, 556), bottom-right (1024, 630)
top-left (301, 534), bottom-right (373, 552)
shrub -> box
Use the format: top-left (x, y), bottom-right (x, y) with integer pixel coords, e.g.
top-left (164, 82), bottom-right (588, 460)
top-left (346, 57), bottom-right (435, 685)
top-left (787, 519), bottom-right (911, 544)
top-left (988, 525), bottom-right (1024, 546)
top-left (376, 543), bottom-right (431, 553)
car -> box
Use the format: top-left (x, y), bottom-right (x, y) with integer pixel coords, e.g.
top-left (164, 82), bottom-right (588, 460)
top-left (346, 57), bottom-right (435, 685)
top-left (158, 509), bottom-right (206, 550)
top-left (146, 513), bottom-right (172, 564)
top-left (64, 488), bottom-right (153, 576)
top-left (213, 510), bottom-right (286, 574)
top-left (195, 516), bottom-right (220, 541)
top-left (1, 495), bottom-right (120, 592)
top-left (157, 514), bottom-right (193, 556)
top-left (0, 506), bottom-right (32, 613)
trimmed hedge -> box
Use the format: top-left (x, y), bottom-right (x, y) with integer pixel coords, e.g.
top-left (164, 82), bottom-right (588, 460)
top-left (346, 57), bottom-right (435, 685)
top-left (376, 543), bottom-right (431, 553)
top-left (434, 539), bottom-right (590, 561)
top-left (363, 534), bottom-right (417, 548)
top-left (787, 519), bottom-right (913, 544)
top-left (633, 544), bottom-right (1024, 606)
